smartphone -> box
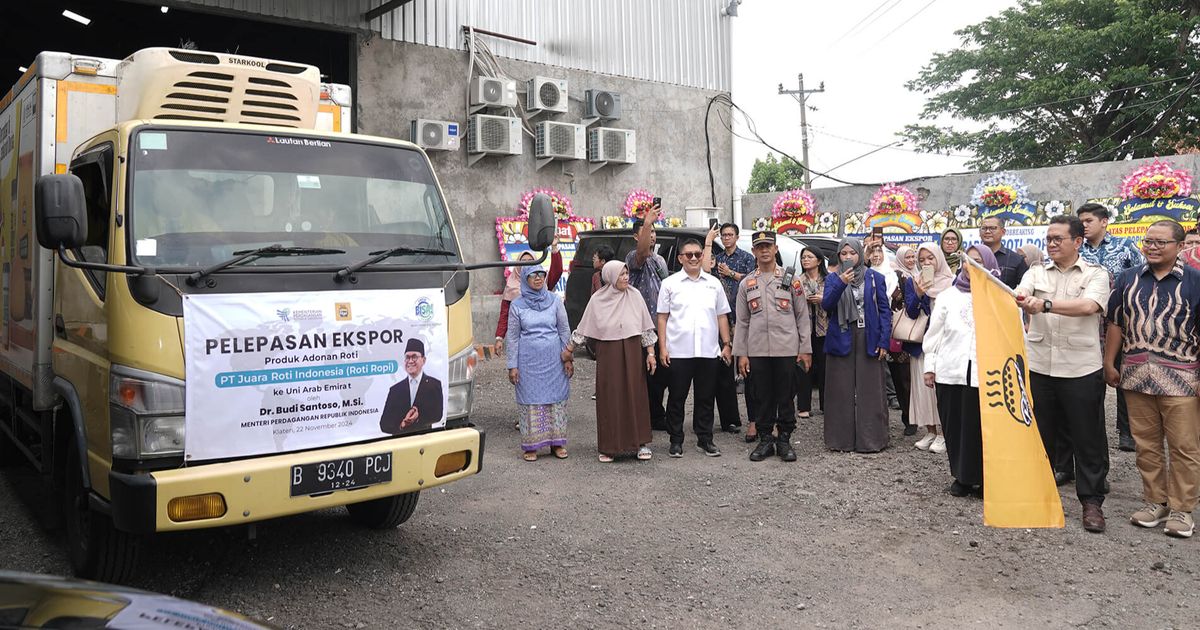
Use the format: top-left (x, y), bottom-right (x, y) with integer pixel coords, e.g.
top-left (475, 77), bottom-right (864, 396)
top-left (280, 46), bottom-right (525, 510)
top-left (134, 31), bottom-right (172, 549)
top-left (870, 226), bottom-right (884, 243)
top-left (708, 217), bottom-right (719, 230)
top-left (652, 196), bottom-right (662, 207)
top-left (919, 266), bottom-right (934, 284)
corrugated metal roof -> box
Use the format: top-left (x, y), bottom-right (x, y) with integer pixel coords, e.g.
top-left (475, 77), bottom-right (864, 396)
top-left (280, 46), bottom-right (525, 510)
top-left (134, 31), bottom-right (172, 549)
top-left (168, 0), bottom-right (732, 90)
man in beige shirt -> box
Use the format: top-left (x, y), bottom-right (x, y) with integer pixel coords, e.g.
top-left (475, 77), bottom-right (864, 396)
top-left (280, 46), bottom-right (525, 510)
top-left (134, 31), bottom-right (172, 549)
top-left (733, 231), bottom-right (812, 462)
top-left (1015, 215), bottom-right (1111, 533)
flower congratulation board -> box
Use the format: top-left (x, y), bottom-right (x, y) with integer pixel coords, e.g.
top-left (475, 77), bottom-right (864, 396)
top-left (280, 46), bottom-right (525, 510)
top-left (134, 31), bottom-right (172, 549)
top-left (971, 172), bottom-right (1037, 225)
top-left (1115, 160), bottom-right (1198, 222)
top-left (495, 188), bottom-right (594, 295)
top-left (599, 189), bottom-right (683, 229)
top-left (770, 189), bottom-right (817, 235)
top-left (866, 183), bottom-right (923, 233)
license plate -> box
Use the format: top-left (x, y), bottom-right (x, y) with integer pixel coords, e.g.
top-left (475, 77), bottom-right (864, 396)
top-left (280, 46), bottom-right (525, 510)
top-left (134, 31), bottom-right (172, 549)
top-left (290, 452), bottom-right (392, 497)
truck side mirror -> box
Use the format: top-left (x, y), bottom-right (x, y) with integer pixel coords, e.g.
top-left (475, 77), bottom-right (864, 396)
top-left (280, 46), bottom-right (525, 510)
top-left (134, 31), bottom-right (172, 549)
top-left (526, 193), bottom-right (555, 252)
top-left (35, 174), bottom-right (88, 250)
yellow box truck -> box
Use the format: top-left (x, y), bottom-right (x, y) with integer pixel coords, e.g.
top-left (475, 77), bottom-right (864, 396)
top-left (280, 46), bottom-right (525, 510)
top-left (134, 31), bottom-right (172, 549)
top-left (0, 48), bottom-right (552, 582)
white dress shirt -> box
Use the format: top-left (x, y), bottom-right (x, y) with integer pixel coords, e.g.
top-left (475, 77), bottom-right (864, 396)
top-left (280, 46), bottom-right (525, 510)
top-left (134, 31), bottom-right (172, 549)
top-left (923, 286), bottom-right (980, 387)
top-left (656, 270), bottom-right (731, 359)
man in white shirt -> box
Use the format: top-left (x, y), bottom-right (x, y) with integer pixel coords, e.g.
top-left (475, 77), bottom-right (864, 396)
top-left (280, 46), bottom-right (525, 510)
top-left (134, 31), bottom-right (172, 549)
top-left (1015, 215), bottom-right (1111, 533)
top-left (657, 238), bottom-right (733, 458)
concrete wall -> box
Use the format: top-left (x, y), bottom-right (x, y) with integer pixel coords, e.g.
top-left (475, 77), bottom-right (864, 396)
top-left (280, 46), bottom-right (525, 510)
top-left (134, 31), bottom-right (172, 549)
top-left (741, 154), bottom-right (1200, 233)
top-left (356, 36), bottom-right (734, 343)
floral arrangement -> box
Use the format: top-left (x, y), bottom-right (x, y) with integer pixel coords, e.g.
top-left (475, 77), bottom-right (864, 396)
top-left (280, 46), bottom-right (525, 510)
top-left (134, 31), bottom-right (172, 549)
top-left (925, 213), bottom-right (950, 234)
top-left (622, 188), bottom-right (658, 219)
top-left (971, 172), bottom-right (1030, 209)
top-left (868, 183), bottom-right (920, 216)
top-left (770, 189), bottom-right (817, 234)
top-left (753, 217), bottom-right (772, 231)
top-left (843, 213), bottom-right (866, 235)
top-left (1042, 200), bottom-right (1067, 219)
top-left (1120, 160), bottom-right (1192, 200)
top-left (518, 187), bottom-right (574, 220)
top-left (815, 212), bottom-right (838, 233)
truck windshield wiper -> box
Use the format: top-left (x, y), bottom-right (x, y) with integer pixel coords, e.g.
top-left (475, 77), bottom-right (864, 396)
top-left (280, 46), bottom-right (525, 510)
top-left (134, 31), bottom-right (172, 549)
top-left (335, 246), bottom-right (455, 281)
top-left (187, 245), bottom-right (345, 285)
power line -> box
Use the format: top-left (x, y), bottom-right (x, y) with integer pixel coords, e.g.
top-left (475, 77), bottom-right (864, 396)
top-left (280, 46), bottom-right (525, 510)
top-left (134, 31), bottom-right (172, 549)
top-left (868, 0), bottom-right (938, 49)
top-left (1072, 72), bottom-right (1200, 164)
top-left (854, 0), bottom-right (907, 38)
top-left (979, 72), bottom-right (1196, 117)
top-left (829, 0), bottom-right (896, 46)
top-left (808, 125), bottom-right (974, 158)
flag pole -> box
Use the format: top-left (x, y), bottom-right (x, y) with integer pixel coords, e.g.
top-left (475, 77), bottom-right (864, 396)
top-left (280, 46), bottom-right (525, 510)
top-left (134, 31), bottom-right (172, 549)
top-left (961, 252), bottom-right (1019, 299)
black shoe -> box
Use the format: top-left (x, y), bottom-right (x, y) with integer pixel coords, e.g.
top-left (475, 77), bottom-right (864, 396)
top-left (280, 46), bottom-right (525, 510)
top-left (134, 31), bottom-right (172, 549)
top-left (668, 443), bottom-right (683, 458)
top-left (1118, 434), bottom-right (1135, 452)
top-left (889, 397), bottom-right (901, 410)
top-left (1054, 471), bottom-right (1074, 486)
top-left (776, 434), bottom-right (797, 462)
top-left (948, 480), bottom-right (970, 497)
top-left (903, 424), bottom-right (917, 436)
top-left (697, 441), bottom-right (721, 457)
top-left (749, 438), bottom-right (776, 462)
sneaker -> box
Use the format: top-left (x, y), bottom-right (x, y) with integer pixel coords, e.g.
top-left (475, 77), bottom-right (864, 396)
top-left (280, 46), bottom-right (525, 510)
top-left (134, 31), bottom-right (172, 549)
top-left (1130, 502), bottom-right (1170, 528)
top-left (914, 433), bottom-right (935, 451)
top-left (590, 393), bottom-right (597, 401)
top-left (668, 443), bottom-right (683, 458)
top-left (929, 436), bottom-right (947, 454)
top-left (1164, 511), bottom-right (1194, 538)
top-left (697, 441), bottom-right (721, 457)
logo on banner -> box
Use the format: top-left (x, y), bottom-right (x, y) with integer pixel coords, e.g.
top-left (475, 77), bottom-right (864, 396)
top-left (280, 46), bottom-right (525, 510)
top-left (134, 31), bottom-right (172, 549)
top-left (985, 354), bottom-right (1034, 427)
top-left (335, 302), bottom-right (352, 321)
top-left (276, 308), bottom-right (291, 322)
top-left (415, 297), bottom-right (434, 321)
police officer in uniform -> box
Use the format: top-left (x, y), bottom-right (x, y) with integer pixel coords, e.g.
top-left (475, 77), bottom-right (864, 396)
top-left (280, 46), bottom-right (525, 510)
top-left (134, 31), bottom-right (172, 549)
top-left (733, 231), bottom-right (813, 462)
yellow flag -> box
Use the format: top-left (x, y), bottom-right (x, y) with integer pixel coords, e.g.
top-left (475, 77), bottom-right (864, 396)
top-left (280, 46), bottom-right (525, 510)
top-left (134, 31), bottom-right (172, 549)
top-left (968, 263), bottom-right (1064, 528)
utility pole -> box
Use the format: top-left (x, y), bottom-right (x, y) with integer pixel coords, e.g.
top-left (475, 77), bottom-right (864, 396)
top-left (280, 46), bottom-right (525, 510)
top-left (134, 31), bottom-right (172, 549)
top-left (778, 74), bottom-right (824, 189)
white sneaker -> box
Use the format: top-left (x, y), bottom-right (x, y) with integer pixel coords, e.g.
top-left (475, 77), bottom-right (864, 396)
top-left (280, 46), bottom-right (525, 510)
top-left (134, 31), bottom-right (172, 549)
top-left (914, 433), bottom-right (935, 450)
top-left (929, 436), bottom-right (947, 454)
top-left (1165, 511), bottom-right (1195, 538)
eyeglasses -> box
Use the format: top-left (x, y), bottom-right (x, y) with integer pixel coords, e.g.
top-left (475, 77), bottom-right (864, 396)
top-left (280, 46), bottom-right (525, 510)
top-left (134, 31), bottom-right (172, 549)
top-left (979, 226), bottom-right (1001, 232)
top-left (1045, 236), bottom-right (1075, 245)
top-left (681, 252), bottom-right (703, 260)
top-left (404, 354), bottom-right (422, 362)
top-left (1143, 239), bottom-right (1180, 250)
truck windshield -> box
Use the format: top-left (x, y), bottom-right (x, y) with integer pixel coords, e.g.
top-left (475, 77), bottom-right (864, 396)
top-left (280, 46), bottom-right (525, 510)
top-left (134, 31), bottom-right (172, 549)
top-left (127, 128), bottom-right (458, 269)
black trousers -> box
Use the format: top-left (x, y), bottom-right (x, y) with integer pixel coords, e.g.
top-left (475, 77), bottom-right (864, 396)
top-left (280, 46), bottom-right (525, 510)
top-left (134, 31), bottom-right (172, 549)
top-left (1031, 370), bottom-right (1109, 503)
top-left (645, 361), bottom-right (670, 430)
top-left (887, 360), bottom-right (911, 427)
top-left (714, 355), bottom-right (742, 429)
top-left (795, 336), bottom-right (826, 413)
top-left (750, 356), bottom-right (797, 437)
top-left (1055, 357), bottom-right (1130, 474)
top-left (665, 358), bottom-right (718, 445)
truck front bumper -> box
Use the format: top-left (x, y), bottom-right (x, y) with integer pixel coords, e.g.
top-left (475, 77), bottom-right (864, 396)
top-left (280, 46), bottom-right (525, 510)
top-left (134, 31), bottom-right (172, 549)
top-left (108, 427), bottom-right (484, 533)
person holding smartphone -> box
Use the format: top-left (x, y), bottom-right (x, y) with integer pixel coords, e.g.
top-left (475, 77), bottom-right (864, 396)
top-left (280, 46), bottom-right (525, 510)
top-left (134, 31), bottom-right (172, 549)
top-left (625, 202), bottom-right (671, 430)
top-left (906, 242), bottom-right (956, 453)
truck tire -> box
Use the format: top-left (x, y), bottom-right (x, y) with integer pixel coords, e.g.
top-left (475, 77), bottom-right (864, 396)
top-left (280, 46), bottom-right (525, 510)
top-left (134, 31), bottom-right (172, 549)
top-left (63, 445), bottom-right (140, 583)
top-left (345, 491), bottom-right (420, 529)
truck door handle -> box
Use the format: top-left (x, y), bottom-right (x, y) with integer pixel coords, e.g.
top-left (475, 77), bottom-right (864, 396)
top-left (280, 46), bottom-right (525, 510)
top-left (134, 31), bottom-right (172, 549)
top-left (55, 314), bottom-right (66, 338)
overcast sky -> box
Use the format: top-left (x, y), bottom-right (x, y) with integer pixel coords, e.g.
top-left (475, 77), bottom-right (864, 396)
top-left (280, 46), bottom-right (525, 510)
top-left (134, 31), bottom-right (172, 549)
top-left (730, 0), bottom-right (1020, 192)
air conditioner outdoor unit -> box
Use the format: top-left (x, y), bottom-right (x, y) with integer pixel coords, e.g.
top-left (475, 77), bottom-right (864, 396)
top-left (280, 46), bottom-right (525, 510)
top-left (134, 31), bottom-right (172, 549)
top-left (588, 127), bottom-right (636, 164)
top-left (527, 76), bottom-right (568, 113)
top-left (535, 121), bottom-right (585, 160)
top-left (470, 76), bottom-right (518, 108)
top-left (468, 114), bottom-right (522, 155)
top-left (584, 89), bottom-right (622, 120)
top-left (410, 119), bottom-right (460, 151)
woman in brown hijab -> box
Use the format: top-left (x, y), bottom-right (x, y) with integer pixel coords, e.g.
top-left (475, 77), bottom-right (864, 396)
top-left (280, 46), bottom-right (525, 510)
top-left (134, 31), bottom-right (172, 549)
top-left (563, 261), bottom-right (659, 462)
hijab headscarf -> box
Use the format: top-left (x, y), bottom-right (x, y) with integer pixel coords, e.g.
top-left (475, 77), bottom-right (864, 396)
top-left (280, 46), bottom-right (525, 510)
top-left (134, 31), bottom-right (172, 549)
top-left (953, 245), bottom-right (1001, 293)
top-left (916, 242), bottom-right (956, 298)
top-left (502, 252), bottom-right (535, 301)
top-left (893, 246), bottom-right (917, 278)
top-left (835, 237), bottom-right (867, 328)
top-left (1019, 244), bottom-right (1044, 268)
top-left (515, 265), bottom-right (553, 312)
top-left (941, 228), bottom-right (964, 273)
top-left (575, 261), bottom-right (655, 341)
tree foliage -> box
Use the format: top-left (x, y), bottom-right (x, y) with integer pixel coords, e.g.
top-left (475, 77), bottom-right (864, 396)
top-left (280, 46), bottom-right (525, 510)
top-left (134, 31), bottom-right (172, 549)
top-left (747, 152), bottom-right (807, 193)
top-left (902, 0), bottom-right (1200, 170)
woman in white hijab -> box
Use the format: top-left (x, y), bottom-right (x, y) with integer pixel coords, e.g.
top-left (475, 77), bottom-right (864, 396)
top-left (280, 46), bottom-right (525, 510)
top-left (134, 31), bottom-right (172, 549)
top-left (562, 261), bottom-right (659, 462)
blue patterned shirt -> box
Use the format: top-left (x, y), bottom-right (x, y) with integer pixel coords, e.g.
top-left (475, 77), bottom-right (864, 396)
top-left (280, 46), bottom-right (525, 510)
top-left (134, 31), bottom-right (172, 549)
top-left (1082, 233), bottom-right (1144, 283)
top-left (625, 250), bottom-right (668, 320)
top-left (714, 247), bottom-right (756, 322)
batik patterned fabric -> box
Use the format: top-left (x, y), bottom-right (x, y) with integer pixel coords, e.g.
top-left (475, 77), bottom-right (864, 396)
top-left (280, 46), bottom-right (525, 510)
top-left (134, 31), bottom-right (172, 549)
top-left (519, 403), bottom-right (569, 452)
top-left (1107, 260), bottom-right (1200, 396)
top-left (1082, 234), bottom-right (1144, 281)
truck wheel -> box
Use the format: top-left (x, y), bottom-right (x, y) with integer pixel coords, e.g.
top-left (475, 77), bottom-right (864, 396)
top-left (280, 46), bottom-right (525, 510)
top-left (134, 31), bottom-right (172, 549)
top-left (345, 491), bottom-right (420, 529)
top-left (63, 445), bottom-right (140, 583)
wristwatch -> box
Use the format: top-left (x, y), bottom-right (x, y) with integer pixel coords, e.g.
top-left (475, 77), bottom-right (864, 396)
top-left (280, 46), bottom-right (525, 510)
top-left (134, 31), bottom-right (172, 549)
top-left (1042, 299), bottom-right (1053, 313)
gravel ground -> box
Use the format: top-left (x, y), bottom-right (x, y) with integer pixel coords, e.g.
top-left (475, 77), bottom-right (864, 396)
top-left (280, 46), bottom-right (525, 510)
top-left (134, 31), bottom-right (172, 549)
top-left (2, 356), bottom-right (1198, 629)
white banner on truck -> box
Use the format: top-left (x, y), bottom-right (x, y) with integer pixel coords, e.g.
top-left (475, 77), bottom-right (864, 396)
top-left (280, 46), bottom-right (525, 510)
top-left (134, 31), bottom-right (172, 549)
top-left (183, 289), bottom-right (448, 461)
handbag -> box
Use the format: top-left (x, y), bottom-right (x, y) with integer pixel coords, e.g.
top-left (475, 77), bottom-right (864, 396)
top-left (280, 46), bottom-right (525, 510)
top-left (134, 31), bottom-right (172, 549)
top-left (892, 307), bottom-right (929, 343)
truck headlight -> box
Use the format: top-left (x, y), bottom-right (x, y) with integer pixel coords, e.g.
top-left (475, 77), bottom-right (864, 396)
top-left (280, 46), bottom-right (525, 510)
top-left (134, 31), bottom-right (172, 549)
top-left (445, 346), bottom-right (476, 419)
top-left (110, 366), bottom-right (185, 458)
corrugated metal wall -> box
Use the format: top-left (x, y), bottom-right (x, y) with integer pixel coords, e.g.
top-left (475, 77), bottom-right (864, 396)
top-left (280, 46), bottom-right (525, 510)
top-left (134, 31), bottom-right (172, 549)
top-left (167, 0), bottom-right (732, 91)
